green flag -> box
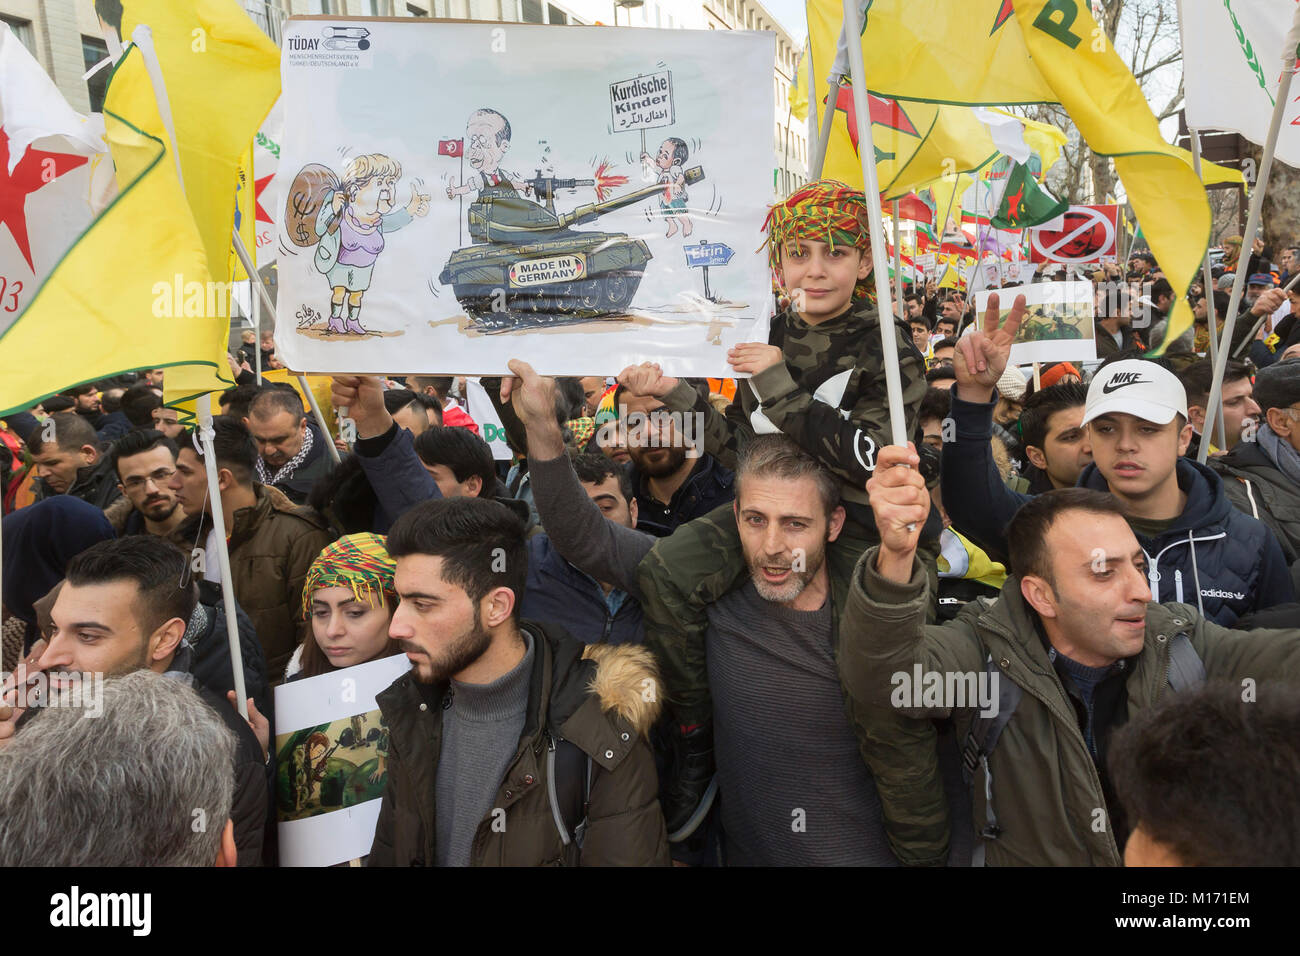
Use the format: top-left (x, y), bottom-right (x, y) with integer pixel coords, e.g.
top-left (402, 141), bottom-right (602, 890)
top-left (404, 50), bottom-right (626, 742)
top-left (990, 162), bottom-right (1067, 230)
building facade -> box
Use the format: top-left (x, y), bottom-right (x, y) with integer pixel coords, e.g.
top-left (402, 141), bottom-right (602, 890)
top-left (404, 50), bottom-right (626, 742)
top-left (0, 0), bottom-right (110, 113)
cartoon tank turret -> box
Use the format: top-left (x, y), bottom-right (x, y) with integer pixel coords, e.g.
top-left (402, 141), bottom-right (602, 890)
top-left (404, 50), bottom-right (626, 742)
top-left (438, 166), bottom-right (705, 327)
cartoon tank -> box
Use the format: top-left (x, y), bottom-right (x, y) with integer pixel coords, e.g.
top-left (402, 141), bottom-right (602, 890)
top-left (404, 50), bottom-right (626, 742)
top-left (438, 166), bottom-right (705, 329)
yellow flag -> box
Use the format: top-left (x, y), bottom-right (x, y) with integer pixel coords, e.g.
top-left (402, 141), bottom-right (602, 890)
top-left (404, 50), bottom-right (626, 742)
top-left (809, 0), bottom-right (1220, 354)
top-left (230, 142), bottom-right (256, 281)
top-left (120, 0), bottom-right (279, 286)
top-left (789, 43), bottom-right (809, 123)
top-left (0, 47), bottom-right (223, 416)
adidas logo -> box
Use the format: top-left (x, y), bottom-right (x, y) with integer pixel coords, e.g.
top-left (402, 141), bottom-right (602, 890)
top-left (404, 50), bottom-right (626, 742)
top-left (1200, 588), bottom-right (1245, 600)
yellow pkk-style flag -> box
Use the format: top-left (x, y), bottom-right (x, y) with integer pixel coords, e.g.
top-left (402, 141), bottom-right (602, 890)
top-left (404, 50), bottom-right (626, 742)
top-left (789, 42), bottom-right (809, 123)
top-left (0, 46), bottom-right (218, 416)
top-left (117, 0), bottom-right (279, 403)
top-left (230, 141), bottom-right (256, 281)
top-left (809, 0), bottom-right (1222, 354)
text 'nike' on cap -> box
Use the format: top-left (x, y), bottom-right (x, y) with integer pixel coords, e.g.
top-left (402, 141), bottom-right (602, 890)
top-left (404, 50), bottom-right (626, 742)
top-left (1082, 359), bottom-right (1188, 427)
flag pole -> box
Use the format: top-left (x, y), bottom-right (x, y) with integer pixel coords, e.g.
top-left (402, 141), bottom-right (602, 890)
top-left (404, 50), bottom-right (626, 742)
top-left (232, 230), bottom-right (342, 465)
top-left (842, 0), bottom-right (908, 447)
top-left (132, 24), bottom-right (246, 719)
top-left (892, 199), bottom-right (903, 317)
top-left (809, 75), bottom-right (839, 179)
top-left (1200, 15), bottom-right (1300, 464)
top-left (252, 273), bottom-right (263, 386)
top-left (1189, 128), bottom-right (1227, 448)
top-left (806, 35), bottom-right (821, 175)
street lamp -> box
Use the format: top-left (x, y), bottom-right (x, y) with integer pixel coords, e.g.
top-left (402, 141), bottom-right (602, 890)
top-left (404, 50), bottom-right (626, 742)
top-left (613, 0), bottom-right (644, 26)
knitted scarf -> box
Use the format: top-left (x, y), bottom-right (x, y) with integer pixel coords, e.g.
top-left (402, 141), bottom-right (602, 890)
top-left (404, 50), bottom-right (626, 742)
top-left (761, 179), bottom-right (874, 304)
top-left (301, 532), bottom-right (397, 621)
top-left (256, 422), bottom-right (314, 487)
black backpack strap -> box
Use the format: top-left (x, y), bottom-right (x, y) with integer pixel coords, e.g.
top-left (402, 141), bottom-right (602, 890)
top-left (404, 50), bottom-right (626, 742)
top-left (960, 653), bottom-right (1023, 866)
top-left (547, 734), bottom-right (592, 850)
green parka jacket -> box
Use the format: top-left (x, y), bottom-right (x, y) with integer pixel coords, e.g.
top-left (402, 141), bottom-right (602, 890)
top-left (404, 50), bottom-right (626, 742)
top-left (842, 547), bottom-right (1300, 866)
top-left (368, 622), bottom-right (670, 867)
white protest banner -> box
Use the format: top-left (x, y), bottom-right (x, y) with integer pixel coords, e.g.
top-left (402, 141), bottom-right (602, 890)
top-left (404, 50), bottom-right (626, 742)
top-left (1181, 0), bottom-right (1300, 168)
top-left (915, 252), bottom-right (935, 276)
top-left (274, 19), bottom-right (774, 377)
top-left (466, 377), bottom-right (513, 461)
top-left (977, 280), bottom-right (1097, 365)
top-left (274, 653), bottom-right (411, 867)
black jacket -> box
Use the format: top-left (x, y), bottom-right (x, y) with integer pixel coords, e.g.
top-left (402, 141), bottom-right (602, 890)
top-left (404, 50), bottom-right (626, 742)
top-left (188, 580), bottom-right (272, 720)
top-left (266, 421), bottom-right (335, 506)
top-left (627, 452), bottom-right (735, 538)
top-left (32, 455), bottom-right (122, 510)
top-left (1212, 440), bottom-right (1300, 593)
top-left (521, 532), bottom-right (644, 646)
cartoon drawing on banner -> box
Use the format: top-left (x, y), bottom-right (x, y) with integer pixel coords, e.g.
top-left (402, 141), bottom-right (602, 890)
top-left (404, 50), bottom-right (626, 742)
top-left (274, 20), bottom-right (774, 375)
top-left (283, 154), bottom-right (431, 338)
top-left (277, 711), bottom-right (390, 822)
top-left (642, 137), bottom-right (693, 238)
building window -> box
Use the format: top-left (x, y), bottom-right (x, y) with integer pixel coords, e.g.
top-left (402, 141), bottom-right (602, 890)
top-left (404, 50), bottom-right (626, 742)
top-left (408, 2), bottom-right (429, 13)
top-left (82, 36), bottom-right (110, 113)
top-left (521, 0), bottom-right (543, 20)
top-left (1, 16), bottom-right (34, 55)
top-left (547, 3), bottom-right (566, 23)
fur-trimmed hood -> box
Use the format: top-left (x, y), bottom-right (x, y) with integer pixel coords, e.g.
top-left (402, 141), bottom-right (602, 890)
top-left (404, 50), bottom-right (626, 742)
top-left (579, 642), bottom-right (662, 739)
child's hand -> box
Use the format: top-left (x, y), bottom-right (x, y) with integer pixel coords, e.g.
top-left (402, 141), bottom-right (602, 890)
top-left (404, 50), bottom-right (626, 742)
top-left (728, 343), bottom-right (784, 376)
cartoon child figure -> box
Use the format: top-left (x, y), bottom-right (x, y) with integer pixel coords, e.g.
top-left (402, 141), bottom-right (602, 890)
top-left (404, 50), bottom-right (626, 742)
top-left (316, 153), bottom-right (430, 335)
top-left (641, 137), bottom-right (692, 238)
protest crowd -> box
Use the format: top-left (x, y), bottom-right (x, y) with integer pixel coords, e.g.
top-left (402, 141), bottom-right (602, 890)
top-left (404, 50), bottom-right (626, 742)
top-left (3, 179), bottom-right (1300, 869)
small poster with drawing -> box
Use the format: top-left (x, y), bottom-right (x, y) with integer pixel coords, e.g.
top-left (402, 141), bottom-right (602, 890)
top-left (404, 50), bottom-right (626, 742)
top-left (975, 280), bottom-right (1097, 366)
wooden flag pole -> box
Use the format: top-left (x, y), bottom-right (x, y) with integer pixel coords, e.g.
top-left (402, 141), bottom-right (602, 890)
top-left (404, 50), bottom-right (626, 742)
top-left (842, 0), bottom-right (908, 448)
top-left (1189, 129), bottom-right (1227, 449)
top-left (232, 230), bottom-right (342, 465)
top-left (133, 24), bottom-right (246, 719)
top-left (1200, 12), bottom-right (1300, 464)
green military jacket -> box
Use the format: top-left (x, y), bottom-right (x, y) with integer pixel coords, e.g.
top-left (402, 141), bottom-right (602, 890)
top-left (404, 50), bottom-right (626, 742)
top-left (842, 546), bottom-right (1300, 866)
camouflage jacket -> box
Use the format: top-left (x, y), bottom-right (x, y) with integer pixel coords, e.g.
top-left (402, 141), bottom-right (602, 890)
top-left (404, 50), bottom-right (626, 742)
top-left (662, 302), bottom-right (926, 509)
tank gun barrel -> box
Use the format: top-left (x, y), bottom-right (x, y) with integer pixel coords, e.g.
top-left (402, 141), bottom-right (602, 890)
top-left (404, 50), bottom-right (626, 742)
top-left (557, 165), bottom-right (705, 228)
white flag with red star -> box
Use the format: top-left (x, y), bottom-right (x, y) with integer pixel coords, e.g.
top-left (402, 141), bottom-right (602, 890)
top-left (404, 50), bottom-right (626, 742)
top-left (0, 23), bottom-right (114, 326)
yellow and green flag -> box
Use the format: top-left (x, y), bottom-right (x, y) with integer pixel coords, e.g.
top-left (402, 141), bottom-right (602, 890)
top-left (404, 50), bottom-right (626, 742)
top-left (807, 0), bottom-right (1224, 353)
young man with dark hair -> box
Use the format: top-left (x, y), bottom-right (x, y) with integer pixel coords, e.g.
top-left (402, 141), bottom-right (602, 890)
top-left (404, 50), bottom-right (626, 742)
top-left (218, 383), bottom-right (262, 421)
top-left (245, 387), bottom-right (334, 505)
top-left (925, 365), bottom-right (957, 390)
top-left (1177, 358), bottom-right (1259, 457)
top-left (1094, 286), bottom-right (1140, 357)
top-left (929, 336), bottom-right (956, 369)
top-left (908, 314), bottom-right (932, 357)
top-left (943, 306), bottom-right (1294, 625)
top-left (413, 425), bottom-right (499, 499)
top-left (119, 381), bottom-right (163, 429)
top-left (1016, 382), bottom-right (1091, 493)
top-left (408, 374), bottom-right (480, 435)
top-left (369, 496), bottom-right (668, 867)
top-left (505, 360), bottom-right (948, 867)
top-left (29, 412), bottom-right (121, 508)
top-left (104, 429), bottom-right (186, 539)
top-left (169, 417), bottom-right (333, 679)
top-left (383, 388), bottom-right (442, 436)
top-left (61, 384), bottom-right (107, 433)
top-left (1212, 358), bottom-right (1300, 589)
top-left (4, 536), bottom-right (270, 865)
top-left (845, 470), bottom-right (1300, 866)
top-left (1110, 684), bottom-right (1300, 866)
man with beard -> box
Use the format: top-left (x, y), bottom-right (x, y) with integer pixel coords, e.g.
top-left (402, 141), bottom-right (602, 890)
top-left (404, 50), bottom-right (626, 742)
top-left (504, 360), bottom-right (943, 865)
top-left (29, 412), bottom-right (121, 509)
top-left (368, 496), bottom-right (668, 866)
top-left (615, 384), bottom-right (734, 538)
top-left (1, 537), bottom-right (269, 865)
top-left (104, 430), bottom-right (188, 541)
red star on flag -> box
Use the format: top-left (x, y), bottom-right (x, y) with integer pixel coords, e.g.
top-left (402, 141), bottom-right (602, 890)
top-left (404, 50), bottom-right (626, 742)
top-left (254, 172), bottom-right (274, 224)
top-left (990, 0), bottom-right (1015, 35)
top-left (827, 85), bottom-right (920, 153)
top-left (0, 128), bottom-right (89, 271)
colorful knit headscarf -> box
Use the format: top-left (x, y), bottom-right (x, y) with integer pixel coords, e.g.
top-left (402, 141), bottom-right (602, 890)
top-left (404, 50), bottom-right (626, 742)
top-left (761, 179), bottom-right (874, 302)
top-left (566, 416), bottom-right (596, 447)
top-left (301, 532), bottom-right (397, 621)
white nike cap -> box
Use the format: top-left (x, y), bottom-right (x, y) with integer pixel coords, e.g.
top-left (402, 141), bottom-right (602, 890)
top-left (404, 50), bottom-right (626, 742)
top-left (1082, 359), bottom-right (1188, 427)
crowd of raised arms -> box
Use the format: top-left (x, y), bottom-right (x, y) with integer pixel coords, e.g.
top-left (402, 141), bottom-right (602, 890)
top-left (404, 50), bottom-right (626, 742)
top-left (1, 181), bottom-right (1298, 868)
